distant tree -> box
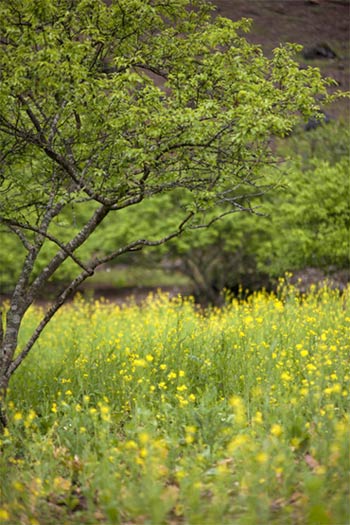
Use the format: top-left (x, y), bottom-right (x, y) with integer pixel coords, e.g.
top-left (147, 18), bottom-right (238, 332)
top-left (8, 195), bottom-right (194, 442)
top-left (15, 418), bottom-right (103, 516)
top-left (256, 157), bottom-right (350, 277)
top-left (0, 0), bottom-right (339, 428)
top-left (139, 122), bottom-right (350, 302)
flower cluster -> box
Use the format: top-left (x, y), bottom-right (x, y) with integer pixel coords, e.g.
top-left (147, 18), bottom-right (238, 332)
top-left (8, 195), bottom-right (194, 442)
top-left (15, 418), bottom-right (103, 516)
top-left (1, 284), bottom-right (348, 524)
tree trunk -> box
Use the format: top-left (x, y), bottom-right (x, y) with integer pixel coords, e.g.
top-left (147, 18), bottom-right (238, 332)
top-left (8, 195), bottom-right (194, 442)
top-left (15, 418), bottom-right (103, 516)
top-left (0, 306), bottom-right (23, 432)
top-left (0, 372), bottom-right (9, 432)
top-left (183, 257), bottom-right (221, 305)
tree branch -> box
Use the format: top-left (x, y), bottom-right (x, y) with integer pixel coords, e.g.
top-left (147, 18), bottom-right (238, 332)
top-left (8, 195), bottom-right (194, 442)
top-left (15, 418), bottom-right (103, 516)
top-left (6, 224), bottom-right (33, 251)
top-left (5, 181), bottom-right (65, 319)
top-left (6, 211), bottom-right (195, 377)
top-left (26, 204), bottom-right (110, 303)
top-left (0, 218), bottom-right (92, 273)
top-left (17, 94), bottom-right (46, 139)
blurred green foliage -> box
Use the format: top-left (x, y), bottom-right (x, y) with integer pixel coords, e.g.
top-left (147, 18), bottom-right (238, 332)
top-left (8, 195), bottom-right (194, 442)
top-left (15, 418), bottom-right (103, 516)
top-left (256, 119), bottom-right (349, 275)
top-left (138, 120), bottom-right (350, 299)
top-left (1, 120), bottom-right (349, 299)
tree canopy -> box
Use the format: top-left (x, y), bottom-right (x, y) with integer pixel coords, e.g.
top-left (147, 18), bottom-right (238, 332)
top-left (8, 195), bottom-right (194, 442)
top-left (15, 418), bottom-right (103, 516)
top-left (0, 0), bottom-right (341, 427)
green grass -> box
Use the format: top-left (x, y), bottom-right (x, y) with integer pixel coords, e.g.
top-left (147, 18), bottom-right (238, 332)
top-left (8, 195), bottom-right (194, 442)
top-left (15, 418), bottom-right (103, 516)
top-left (1, 283), bottom-right (349, 525)
top-left (81, 265), bottom-right (191, 291)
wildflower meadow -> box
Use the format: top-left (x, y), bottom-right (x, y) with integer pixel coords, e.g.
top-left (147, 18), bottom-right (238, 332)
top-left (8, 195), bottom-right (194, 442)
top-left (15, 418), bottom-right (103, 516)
top-left (0, 283), bottom-right (349, 525)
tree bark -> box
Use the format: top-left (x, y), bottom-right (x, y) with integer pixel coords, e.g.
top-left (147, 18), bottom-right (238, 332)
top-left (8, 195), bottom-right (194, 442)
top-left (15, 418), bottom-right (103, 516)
top-left (0, 369), bottom-right (9, 432)
top-left (0, 309), bottom-right (21, 431)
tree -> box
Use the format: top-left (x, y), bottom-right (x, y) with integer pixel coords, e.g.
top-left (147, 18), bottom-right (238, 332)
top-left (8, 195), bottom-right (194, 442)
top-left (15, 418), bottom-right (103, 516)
top-left (0, 0), bottom-right (338, 428)
top-left (133, 121), bottom-right (350, 302)
top-left (256, 157), bottom-right (350, 277)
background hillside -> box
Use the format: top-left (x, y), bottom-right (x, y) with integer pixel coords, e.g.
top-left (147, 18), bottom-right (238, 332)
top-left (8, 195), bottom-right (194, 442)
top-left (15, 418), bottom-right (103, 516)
top-left (214, 0), bottom-right (349, 119)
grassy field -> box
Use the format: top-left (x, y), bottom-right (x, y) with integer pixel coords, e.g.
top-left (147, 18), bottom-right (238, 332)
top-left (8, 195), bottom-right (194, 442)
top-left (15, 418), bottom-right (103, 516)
top-left (1, 282), bottom-right (349, 525)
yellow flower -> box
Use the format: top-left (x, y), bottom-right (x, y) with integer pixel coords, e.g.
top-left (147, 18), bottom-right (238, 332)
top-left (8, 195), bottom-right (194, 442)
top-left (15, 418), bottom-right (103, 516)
top-left (133, 358), bottom-right (147, 367)
top-left (229, 395), bottom-right (246, 425)
top-left (252, 411), bottom-right (263, 425)
top-left (12, 481), bottom-right (24, 491)
top-left (176, 395), bottom-right (189, 407)
top-left (270, 424), bottom-right (283, 437)
top-left (306, 364), bottom-right (317, 372)
top-left (229, 395), bottom-right (244, 409)
top-left (227, 434), bottom-right (249, 453)
top-left (26, 409), bottom-right (36, 422)
top-left (0, 509), bottom-right (10, 521)
top-left (175, 469), bottom-right (186, 481)
top-left (281, 371), bottom-right (292, 382)
top-left (332, 383), bottom-right (342, 394)
top-left (125, 440), bottom-right (138, 450)
top-left (256, 452), bottom-right (268, 464)
top-left (139, 447), bottom-right (148, 458)
top-left (139, 432), bottom-right (149, 445)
